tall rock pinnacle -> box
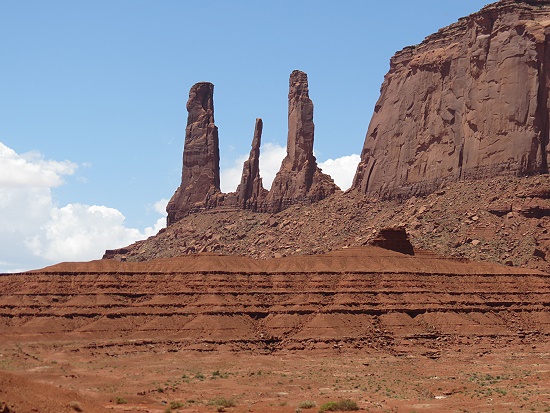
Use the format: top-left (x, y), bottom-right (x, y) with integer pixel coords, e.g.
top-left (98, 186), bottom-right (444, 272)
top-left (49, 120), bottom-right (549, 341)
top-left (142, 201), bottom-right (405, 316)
top-left (166, 82), bottom-right (221, 225)
top-left (353, 0), bottom-right (550, 199)
top-left (266, 70), bottom-right (339, 212)
top-left (236, 118), bottom-right (267, 211)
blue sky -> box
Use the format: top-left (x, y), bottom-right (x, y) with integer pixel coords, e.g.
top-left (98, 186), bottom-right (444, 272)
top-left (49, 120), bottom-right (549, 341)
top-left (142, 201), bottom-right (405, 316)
top-left (0, 0), bottom-right (490, 271)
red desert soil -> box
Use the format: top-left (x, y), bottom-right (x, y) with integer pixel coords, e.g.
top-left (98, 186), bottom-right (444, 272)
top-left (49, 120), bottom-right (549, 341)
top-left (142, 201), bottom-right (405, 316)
top-left (2, 247), bottom-right (550, 412)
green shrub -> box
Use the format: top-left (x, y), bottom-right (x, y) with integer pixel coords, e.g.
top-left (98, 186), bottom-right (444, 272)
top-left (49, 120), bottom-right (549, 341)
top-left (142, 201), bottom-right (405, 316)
top-left (207, 397), bottom-right (236, 408)
top-left (299, 400), bottom-right (317, 409)
top-left (114, 397), bottom-right (127, 405)
top-left (170, 400), bottom-right (184, 409)
top-left (319, 399), bottom-right (359, 412)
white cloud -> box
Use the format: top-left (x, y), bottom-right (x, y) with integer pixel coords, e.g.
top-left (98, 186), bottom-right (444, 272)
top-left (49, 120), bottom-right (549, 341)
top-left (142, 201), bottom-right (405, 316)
top-left (0, 142), bottom-right (165, 272)
top-left (318, 154), bottom-right (360, 190)
top-left (25, 204), bottom-right (153, 262)
top-left (0, 142), bottom-right (77, 187)
top-left (220, 153), bottom-right (249, 193)
top-left (259, 143), bottom-right (287, 190)
top-left (221, 142), bottom-right (359, 192)
top-left (153, 198), bottom-right (169, 215)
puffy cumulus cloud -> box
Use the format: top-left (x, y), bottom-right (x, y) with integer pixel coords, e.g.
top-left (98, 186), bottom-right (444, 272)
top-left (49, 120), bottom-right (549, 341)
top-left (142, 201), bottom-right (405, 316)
top-left (0, 142), bottom-right (77, 187)
top-left (148, 198), bottom-right (169, 237)
top-left (220, 144), bottom-right (359, 192)
top-left (220, 153), bottom-right (249, 193)
top-left (259, 143), bottom-right (287, 190)
top-left (318, 154), bottom-right (360, 190)
top-left (153, 198), bottom-right (170, 215)
top-left (25, 203), bottom-right (164, 262)
top-left (0, 142), bottom-right (165, 273)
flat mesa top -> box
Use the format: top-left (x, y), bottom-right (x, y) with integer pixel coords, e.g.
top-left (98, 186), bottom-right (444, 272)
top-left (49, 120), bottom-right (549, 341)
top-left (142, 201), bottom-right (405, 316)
top-left (29, 246), bottom-right (542, 275)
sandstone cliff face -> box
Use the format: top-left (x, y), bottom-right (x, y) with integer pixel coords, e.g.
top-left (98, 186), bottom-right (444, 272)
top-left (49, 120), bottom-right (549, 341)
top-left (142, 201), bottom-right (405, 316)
top-left (266, 70), bottom-right (339, 212)
top-left (166, 82), bottom-right (222, 225)
top-left (235, 118), bottom-right (268, 211)
top-left (353, 0), bottom-right (550, 199)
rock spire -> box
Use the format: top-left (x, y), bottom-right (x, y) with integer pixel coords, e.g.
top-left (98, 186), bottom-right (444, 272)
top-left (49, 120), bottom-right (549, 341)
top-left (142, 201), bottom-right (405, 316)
top-left (166, 70), bottom-right (339, 225)
top-left (235, 118), bottom-right (268, 211)
top-left (166, 82), bottom-right (221, 225)
top-left (266, 70), bottom-right (339, 212)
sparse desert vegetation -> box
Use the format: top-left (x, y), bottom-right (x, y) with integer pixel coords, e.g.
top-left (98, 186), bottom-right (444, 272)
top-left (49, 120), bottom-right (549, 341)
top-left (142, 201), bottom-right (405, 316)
top-left (318, 399), bottom-right (359, 412)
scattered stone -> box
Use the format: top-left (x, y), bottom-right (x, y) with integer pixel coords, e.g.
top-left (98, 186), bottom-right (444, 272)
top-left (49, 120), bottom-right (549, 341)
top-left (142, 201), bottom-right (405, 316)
top-left (267, 217), bottom-right (279, 227)
top-left (0, 403), bottom-right (12, 413)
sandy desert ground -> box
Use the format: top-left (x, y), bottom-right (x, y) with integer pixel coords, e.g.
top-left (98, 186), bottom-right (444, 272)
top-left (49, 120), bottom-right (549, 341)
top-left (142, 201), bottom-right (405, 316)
top-left (2, 248), bottom-right (550, 412)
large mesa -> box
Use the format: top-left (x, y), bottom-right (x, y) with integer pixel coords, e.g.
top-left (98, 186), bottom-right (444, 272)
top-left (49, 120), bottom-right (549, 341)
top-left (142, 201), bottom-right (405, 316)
top-left (353, 0), bottom-right (550, 199)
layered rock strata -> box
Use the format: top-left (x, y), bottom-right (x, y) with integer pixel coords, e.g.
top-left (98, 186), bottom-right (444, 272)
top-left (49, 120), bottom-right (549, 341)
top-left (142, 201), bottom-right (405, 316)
top-left (266, 70), bottom-right (339, 212)
top-left (3, 248), bottom-right (549, 354)
top-left (235, 118), bottom-right (268, 211)
top-left (166, 82), bottom-right (222, 225)
top-left (353, 0), bottom-right (550, 199)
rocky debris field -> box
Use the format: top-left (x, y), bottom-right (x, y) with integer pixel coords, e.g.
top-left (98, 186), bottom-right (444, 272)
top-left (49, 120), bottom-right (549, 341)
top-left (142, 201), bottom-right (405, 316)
top-left (108, 174), bottom-right (550, 274)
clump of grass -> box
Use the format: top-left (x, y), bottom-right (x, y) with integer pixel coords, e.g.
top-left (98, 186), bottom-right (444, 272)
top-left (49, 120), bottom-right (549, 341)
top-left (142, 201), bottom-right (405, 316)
top-left (211, 370), bottom-right (229, 379)
top-left (319, 399), bottom-right (359, 412)
top-left (299, 400), bottom-right (317, 409)
top-left (114, 397), bottom-right (127, 405)
top-left (69, 401), bottom-right (83, 412)
top-left (169, 400), bottom-right (184, 409)
top-left (207, 397), bottom-right (236, 408)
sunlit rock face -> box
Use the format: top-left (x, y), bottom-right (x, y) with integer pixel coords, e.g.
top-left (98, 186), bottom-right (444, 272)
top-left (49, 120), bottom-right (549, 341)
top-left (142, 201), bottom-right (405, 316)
top-left (353, 0), bottom-right (550, 199)
top-left (167, 82), bottom-right (222, 225)
top-left (265, 70), bottom-right (339, 212)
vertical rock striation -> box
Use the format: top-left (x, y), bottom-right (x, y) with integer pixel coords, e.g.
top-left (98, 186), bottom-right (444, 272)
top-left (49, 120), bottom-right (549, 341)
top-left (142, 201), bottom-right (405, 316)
top-left (166, 82), bottom-right (222, 225)
top-left (266, 70), bottom-right (340, 212)
top-left (353, 0), bottom-right (550, 199)
top-left (236, 118), bottom-right (268, 211)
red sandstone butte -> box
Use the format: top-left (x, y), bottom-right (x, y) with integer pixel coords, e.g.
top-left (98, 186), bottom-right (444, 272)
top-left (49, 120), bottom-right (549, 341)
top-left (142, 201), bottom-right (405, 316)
top-left (353, 0), bottom-right (550, 199)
